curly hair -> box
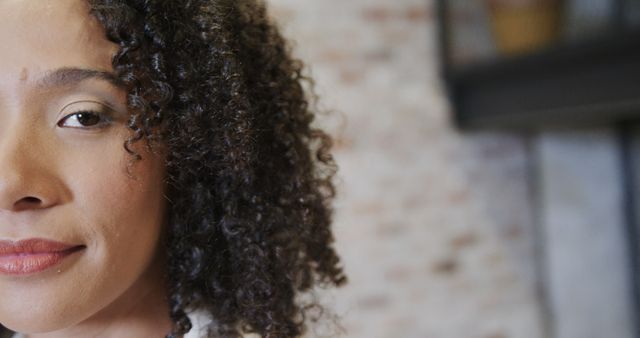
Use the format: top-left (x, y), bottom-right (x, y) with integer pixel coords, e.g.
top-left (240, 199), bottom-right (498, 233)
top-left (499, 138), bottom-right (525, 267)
top-left (9, 0), bottom-right (343, 337)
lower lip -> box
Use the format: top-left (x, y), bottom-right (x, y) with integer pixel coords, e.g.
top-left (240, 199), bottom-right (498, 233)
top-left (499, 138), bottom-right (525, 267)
top-left (0, 247), bottom-right (84, 276)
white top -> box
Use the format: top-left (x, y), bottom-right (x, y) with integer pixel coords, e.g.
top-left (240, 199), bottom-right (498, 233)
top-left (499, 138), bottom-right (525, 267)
top-left (184, 310), bottom-right (214, 338)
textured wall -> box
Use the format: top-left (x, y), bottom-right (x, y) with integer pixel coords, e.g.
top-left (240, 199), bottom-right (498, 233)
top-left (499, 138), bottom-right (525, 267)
top-left (265, 0), bottom-right (544, 337)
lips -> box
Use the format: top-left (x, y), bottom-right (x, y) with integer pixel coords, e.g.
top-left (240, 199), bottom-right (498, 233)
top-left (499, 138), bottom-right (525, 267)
top-left (0, 238), bottom-right (85, 275)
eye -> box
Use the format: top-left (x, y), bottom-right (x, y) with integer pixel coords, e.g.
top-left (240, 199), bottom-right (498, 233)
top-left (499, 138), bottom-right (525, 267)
top-left (57, 110), bottom-right (111, 129)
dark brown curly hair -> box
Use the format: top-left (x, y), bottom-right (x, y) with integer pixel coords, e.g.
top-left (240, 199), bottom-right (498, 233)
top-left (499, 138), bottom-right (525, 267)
top-left (0, 0), bottom-right (345, 337)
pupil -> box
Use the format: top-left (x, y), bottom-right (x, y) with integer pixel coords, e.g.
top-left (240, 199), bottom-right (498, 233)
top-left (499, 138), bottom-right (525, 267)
top-left (77, 112), bottom-right (100, 126)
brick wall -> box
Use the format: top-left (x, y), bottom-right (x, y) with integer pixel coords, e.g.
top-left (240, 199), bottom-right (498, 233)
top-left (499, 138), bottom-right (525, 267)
top-left (266, 0), bottom-right (544, 337)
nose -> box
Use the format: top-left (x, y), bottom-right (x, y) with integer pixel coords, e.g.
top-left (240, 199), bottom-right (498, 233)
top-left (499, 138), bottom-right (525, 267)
top-left (0, 132), bottom-right (61, 212)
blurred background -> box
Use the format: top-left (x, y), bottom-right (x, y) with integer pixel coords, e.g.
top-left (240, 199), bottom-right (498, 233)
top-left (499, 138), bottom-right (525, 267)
top-left (266, 0), bottom-right (640, 337)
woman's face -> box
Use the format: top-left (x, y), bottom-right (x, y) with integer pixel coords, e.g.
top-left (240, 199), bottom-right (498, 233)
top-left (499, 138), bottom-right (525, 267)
top-left (0, 0), bottom-right (169, 333)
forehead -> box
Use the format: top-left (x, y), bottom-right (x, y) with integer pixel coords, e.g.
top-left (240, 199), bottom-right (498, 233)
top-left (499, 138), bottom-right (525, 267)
top-left (0, 0), bottom-right (117, 84)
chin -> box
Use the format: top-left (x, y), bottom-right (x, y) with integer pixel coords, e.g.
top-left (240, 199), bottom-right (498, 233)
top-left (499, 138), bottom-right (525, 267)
top-left (1, 313), bottom-right (78, 335)
top-left (0, 293), bottom-right (93, 334)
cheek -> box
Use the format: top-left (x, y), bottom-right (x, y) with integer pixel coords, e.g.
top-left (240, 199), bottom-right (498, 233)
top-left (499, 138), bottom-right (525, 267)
top-left (79, 152), bottom-right (165, 240)
top-left (71, 139), bottom-right (167, 262)
top-left (57, 136), bottom-right (168, 321)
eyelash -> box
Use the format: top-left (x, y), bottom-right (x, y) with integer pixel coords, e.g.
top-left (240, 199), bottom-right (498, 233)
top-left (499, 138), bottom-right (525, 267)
top-left (57, 110), bottom-right (113, 130)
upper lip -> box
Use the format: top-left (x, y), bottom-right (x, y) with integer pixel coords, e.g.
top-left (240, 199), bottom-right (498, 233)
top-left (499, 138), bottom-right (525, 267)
top-left (0, 238), bottom-right (83, 255)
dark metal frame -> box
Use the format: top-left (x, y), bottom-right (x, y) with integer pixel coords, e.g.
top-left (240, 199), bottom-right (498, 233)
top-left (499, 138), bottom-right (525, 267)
top-left (437, 0), bottom-right (640, 130)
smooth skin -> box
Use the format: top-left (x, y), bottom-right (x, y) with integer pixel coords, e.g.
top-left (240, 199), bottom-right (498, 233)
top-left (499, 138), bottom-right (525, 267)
top-left (0, 0), bottom-right (173, 337)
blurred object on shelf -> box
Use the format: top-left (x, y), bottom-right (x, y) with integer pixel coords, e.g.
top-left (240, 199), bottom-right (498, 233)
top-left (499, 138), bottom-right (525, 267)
top-left (444, 0), bottom-right (497, 67)
top-left (439, 0), bottom-right (640, 130)
top-left (439, 0), bottom-right (638, 68)
top-left (564, 0), bottom-right (616, 39)
top-left (487, 0), bottom-right (565, 55)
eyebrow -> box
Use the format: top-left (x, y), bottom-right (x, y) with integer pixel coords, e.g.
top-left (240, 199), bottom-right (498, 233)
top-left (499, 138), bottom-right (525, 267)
top-left (36, 67), bottom-right (123, 89)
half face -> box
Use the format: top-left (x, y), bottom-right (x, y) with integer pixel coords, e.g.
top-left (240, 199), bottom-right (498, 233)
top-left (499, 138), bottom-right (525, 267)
top-left (0, 0), bottom-right (168, 333)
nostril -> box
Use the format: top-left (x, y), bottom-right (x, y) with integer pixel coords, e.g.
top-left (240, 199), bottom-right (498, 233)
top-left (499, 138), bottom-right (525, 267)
top-left (22, 196), bottom-right (42, 204)
top-left (13, 196), bottom-right (43, 211)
